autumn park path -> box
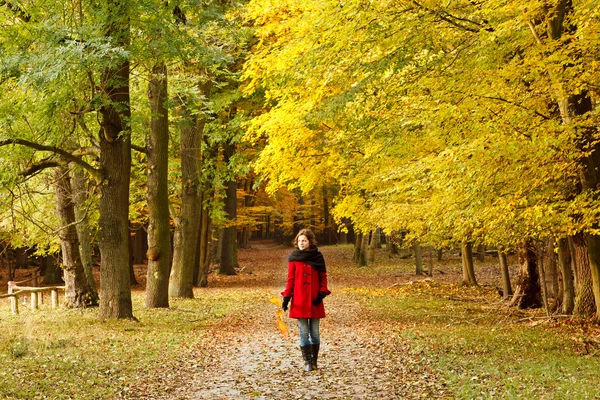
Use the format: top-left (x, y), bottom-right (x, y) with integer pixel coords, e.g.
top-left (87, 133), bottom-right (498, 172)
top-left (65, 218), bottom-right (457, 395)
top-left (171, 241), bottom-right (449, 400)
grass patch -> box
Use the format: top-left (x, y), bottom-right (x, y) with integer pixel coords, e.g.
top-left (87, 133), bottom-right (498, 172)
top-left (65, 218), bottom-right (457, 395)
top-left (343, 279), bottom-right (600, 399)
top-left (0, 287), bottom-right (266, 400)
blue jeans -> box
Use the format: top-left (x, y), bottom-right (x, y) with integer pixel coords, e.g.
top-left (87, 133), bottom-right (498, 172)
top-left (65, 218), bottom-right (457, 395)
top-left (297, 318), bottom-right (320, 347)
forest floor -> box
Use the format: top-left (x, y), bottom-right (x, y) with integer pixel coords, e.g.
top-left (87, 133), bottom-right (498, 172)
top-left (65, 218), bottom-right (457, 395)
top-left (142, 241), bottom-right (600, 400)
top-left (168, 241), bottom-right (449, 400)
top-left (2, 240), bottom-right (600, 399)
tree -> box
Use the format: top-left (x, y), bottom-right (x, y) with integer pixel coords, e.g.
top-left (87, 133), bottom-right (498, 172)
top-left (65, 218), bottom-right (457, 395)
top-left (54, 166), bottom-right (98, 307)
top-left (145, 62), bottom-right (171, 307)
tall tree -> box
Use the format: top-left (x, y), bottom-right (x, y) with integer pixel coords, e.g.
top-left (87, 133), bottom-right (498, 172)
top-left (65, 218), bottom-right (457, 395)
top-left (145, 62), bottom-right (171, 307)
top-left (97, 0), bottom-right (133, 319)
top-left (54, 166), bottom-right (98, 307)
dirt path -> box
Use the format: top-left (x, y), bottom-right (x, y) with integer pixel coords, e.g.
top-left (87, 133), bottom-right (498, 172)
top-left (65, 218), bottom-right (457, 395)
top-left (172, 242), bottom-right (450, 400)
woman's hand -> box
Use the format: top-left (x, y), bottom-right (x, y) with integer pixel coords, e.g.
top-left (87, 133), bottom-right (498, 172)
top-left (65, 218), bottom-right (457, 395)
top-left (282, 296), bottom-right (291, 311)
top-left (312, 291), bottom-right (326, 306)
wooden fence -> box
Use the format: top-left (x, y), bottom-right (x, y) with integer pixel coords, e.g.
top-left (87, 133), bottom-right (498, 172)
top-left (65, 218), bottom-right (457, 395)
top-left (0, 274), bottom-right (64, 315)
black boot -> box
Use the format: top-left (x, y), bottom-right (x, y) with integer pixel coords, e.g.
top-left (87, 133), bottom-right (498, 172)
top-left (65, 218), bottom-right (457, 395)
top-left (300, 345), bottom-right (313, 372)
top-left (311, 343), bottom-right (320, 370)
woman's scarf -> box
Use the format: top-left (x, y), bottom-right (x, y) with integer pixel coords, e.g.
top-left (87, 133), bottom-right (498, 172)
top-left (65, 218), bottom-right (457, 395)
top-left (288, 247), bottom-right (326, 272)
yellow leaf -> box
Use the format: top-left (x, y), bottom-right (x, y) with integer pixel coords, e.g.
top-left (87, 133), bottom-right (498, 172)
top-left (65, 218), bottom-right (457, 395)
top-left (269, 297), bottom-right (282, 307)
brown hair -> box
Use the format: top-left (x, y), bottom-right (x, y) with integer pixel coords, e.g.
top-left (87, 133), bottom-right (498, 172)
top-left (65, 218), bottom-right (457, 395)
top-left (293, 228), bottom-right (317, 248)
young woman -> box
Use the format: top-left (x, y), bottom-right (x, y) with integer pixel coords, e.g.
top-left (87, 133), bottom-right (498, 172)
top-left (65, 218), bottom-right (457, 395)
top-left (281, 228), bottom-right (331, 371)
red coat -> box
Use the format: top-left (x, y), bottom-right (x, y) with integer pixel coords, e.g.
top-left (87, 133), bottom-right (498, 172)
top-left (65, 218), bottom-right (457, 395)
top-left (281, 261), bottom-right (331, 319)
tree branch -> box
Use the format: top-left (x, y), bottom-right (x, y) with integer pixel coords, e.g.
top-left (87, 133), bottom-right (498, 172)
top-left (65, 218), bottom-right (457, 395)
top-left (131, 143), bottom-right (147, 154)
top-left (20, 161), bottom-right (62, 177)
top-left (0, 139), bottom-right (103, 183)
top-left (0, 1), bottom-right (31, 22)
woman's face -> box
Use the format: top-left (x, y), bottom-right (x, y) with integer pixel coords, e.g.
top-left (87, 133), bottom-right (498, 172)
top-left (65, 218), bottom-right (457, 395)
top-left (297, 235), bottom-right (310, 250)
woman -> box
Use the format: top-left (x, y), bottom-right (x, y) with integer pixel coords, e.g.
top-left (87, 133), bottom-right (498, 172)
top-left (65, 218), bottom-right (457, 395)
top-left (281, 228), bottom-right (331, 371)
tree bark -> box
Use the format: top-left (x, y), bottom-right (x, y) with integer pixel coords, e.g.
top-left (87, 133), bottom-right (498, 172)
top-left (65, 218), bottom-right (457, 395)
top-left (557, 238), bottom-right (575, 314)
top-left (41, 255), bottom-right (63, 285)
top-left (543, 239), bottom-right (559, 300)
top-left (219, 138), bottom-right (238, 275)
top-left (71, 168), bottom-right (97, 294)
top-left (476, 244), bottom-right (485, 262)
top-left (359, 233), bottom-right (369, 267)
top-left (498, 250), bottom-right (512, 299)
top-left (461, 241), bottom-right (477, 286)
top-left (146, 63), bottom-right (171, 307)
top-left (414, 243), bottom-right (423, 276)
top-left (353, 233), bottom-right (362, 262)
top-left (170, 94), bottom-right (206, 297)
top-left (54, 167), bottom-right (98, 308)
top-left (219, 177), bottom-right (238, 275)
top-left (132, 226), bottom-right (148, 264)
top-left (98, 0), bottom-right (133, 319)
top-left (509, 242), bottom-right (542, 309)
top-left (544, 0), bottom-right (600, 318)
top-left (367, 230), bottom-right (376, 263)
top-left (571, 235), bottom-right (596, 318)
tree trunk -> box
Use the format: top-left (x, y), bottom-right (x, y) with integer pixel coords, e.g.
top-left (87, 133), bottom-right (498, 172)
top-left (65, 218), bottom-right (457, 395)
top-left (509, 243), bottom-right (542, 309)
top-left (557, 237), bottom-right (575, 315)
top-left (219, 178), bottom-right (238, 275)
top-left (461, 241), bottom-right (477, 286)
top-left (367, 230), bottom-right (376, 263)
top-left (71, 168), bottom-right (97, 294)
top-left (98, 0), bottom-right (133, 319)
top-left (359, 233), bottom-right (369, 267)
top-left (571, 235), bottom-right (596, 318)
top-left (132, 226), bottom-right (148, 264)
top-left (537, 243), bottom-right (551, 316)
top-left (41, 255), bottom-right (63, 285)
top-left (170, 95), bottom-right (206, 298)
top-left (414, 243), bottom-right (423, 276)
top-left (54, 167), bottom-right (98, 308)
top-left (128, 234), bottom-right (138, 287)
top-left (353, 233), bottom-right (362, 262)
top-left (146, 63), bottom-right (171, 307)
top-left (195, 206), bottom-right (212, 287)
top-left (545, 1), bottom-right (600, 318)
top-left (476, 244), bottom-right (485, 262)
top-left (543, 239), bottom-right (559, 300)
top-left (498, 250), bottom-right (512, 299)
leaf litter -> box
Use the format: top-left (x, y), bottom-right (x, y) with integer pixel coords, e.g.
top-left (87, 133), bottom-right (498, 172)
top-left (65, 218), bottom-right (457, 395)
top-left (134, 241), bottom-right (451, 400)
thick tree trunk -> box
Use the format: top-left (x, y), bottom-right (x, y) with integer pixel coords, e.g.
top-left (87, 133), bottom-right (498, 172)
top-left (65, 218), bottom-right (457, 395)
top-left (146, 63), bottom-right (171, 307)
top-left (461, 241), bottom-right (477, 286)
top-left (509, 243), bottom-right (542, 309)
top-left (71, 168), bottom-right (97, 294)
top-left (571, 235), bottom-right (596, 318)
top-left (98, 0), bottom-right (133, 319)
top-left (54, 167), bottom-right (98, 308)
top-left (545, 1), bottom-right (600, 318)
top-left (170, 96), bottom-right (205, 297)
top-left (498, 250), bottom-right (512, 299)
